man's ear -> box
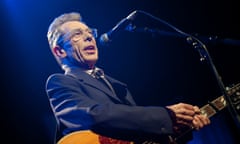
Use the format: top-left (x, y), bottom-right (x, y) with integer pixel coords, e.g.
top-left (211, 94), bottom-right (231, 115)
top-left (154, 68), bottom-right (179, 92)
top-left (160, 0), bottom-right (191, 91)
top-left (53, 46), bottom-right (67, 58)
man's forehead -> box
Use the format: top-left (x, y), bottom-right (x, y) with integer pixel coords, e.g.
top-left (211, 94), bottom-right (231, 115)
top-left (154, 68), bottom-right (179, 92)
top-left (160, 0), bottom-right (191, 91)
top-left (61, 21), bottom-right (88, 32)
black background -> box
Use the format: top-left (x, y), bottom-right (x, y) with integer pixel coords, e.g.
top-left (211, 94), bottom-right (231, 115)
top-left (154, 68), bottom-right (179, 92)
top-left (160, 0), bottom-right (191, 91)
top-left (0, 0), bottom-right (239, 143)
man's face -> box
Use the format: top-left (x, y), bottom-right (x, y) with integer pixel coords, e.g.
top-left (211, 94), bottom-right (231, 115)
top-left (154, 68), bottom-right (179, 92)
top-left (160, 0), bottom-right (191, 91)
top-left (60, 21), bottom-right (98, 68)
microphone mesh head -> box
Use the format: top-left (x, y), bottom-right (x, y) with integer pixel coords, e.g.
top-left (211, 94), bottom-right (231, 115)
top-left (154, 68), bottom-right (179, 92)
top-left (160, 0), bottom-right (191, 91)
top-left (99, 33), bottom-right (110, 45)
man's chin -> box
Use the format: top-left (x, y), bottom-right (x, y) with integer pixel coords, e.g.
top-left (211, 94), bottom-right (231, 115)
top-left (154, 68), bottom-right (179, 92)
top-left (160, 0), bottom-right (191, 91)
top-left (85, 59), bottom-right (97, 67)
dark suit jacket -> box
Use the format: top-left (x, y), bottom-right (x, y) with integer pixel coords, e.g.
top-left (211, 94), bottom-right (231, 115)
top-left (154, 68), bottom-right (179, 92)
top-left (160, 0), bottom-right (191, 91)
top-left (46, 67), bottom-right (174, 142)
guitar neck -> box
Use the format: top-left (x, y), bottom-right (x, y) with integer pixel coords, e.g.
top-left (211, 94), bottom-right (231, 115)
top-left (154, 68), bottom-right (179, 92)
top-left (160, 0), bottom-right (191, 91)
top-left (200, 82), bottom-right (240, 118)
top-left (200, 95), bottom-right (227, 118)
top-left (174, 83), bottom-right (240, 143)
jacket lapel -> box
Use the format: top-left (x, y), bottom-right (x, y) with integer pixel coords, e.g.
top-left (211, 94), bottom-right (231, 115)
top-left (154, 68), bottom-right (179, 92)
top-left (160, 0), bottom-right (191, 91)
top-left (65, 68), bottom-right (122, 102)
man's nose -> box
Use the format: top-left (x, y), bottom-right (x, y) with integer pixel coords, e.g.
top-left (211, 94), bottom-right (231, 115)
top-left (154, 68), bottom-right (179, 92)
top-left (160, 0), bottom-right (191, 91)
top-left (84, 32), bottom-right (93, 41)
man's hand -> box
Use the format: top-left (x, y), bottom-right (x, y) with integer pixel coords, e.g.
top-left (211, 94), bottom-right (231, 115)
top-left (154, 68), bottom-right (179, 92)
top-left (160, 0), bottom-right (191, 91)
top-left (166, 103), bottom-right (210, 132)
top-left (192, 106), bottom-right (210, 130)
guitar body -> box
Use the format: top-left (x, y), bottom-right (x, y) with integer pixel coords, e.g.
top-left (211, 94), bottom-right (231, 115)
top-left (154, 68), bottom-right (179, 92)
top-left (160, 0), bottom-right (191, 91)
top-left (58, 130), bottom-right (134, 144)
top-left (58, 130), bottom-right (100, 144)
top-left (57, 83), bottom-right (240, 144)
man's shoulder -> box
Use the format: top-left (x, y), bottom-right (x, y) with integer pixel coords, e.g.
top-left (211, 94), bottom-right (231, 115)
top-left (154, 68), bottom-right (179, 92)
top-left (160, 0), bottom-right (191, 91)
top-left (47, 73), bottom-right (65, 79)
top-left (46, 73), bottom-right (75, 83)
top-left (45, 73), bottom-right (82, 89)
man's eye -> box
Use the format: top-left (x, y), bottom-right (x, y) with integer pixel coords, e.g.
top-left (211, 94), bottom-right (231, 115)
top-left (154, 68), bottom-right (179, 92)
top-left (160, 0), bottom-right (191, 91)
top-left (74, 31), bottom-right (83, 36)
top-left (88, 30), bottom-right (93, 34)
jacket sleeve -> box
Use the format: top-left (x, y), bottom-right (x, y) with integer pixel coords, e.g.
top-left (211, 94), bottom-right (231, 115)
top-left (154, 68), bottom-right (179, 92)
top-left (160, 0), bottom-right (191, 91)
top-left (46, 73), bottom-right (174, 139)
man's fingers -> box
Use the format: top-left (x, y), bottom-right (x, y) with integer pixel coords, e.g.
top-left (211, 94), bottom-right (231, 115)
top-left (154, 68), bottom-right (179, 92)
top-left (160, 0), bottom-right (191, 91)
top-left (175, 113), bottom-right (193, 121)
top-left (192, 115), bottom-right (210, 130)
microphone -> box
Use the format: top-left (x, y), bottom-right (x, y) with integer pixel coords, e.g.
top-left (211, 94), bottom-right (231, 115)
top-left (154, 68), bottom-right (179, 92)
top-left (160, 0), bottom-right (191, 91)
top-left (99, 10), bottom-right (138, 45)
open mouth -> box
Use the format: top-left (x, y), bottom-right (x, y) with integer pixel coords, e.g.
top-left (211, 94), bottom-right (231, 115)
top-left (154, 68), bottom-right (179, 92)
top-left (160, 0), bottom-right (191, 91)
top-left (84, 45), bottom-right (95, 51)
top-left (84, 45), bottom-right (96, 54)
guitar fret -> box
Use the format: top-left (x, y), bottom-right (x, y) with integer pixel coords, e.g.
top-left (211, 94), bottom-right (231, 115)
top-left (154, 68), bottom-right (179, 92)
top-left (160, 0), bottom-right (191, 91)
top-left (200, 104), bottom-right (216, 118)
top-left (210, 96), bottom-right (227, 111)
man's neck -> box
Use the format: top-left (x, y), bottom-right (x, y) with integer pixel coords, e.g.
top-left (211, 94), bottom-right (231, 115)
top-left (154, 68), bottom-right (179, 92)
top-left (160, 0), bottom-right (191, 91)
top-left (62, 63), bottom-right (95, 71)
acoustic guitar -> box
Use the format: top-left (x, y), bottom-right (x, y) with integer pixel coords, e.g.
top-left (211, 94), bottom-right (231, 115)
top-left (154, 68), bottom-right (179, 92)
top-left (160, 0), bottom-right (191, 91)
top-left (58, 83), bottom-right (240, 144)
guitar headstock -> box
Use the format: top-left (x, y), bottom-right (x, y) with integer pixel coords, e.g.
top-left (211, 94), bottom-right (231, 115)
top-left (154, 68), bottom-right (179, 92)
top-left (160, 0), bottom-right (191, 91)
top-left (225, 83), bottom-right (240, 129)
top-left (226, 83), bottom-right (240, 96)
top-left (226, 83), bottom-right (240, 112)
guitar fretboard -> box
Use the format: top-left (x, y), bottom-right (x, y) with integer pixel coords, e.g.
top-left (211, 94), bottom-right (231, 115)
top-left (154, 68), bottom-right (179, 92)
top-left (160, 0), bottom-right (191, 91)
top-left (200, 83), bottom-right (240, 118)
top-left (174, 83), bottom-right (240, 143)
top-left (200, 96), bottom-right (227, 118)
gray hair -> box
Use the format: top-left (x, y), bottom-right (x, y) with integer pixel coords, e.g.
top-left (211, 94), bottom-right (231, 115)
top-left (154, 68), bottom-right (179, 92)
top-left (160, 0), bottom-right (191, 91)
top-left (47, 12), bottom-right (82, 49)
top-left (47, 12), bottom-right (82, 67)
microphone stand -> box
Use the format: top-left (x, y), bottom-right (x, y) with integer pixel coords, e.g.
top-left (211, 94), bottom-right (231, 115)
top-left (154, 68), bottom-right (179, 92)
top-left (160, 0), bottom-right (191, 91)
top-left (127, 10), bottom-right (240, 130)
top-left (185, 35), bottom-right (240, 131)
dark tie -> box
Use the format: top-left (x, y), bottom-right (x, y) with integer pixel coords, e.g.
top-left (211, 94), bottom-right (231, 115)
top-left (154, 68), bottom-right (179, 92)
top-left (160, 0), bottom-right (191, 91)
top-left (93, 68), bottom-right (116, 95)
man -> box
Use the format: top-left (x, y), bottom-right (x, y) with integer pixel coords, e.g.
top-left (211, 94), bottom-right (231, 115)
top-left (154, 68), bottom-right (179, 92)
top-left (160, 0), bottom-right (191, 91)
top-left (46, 12), bottom-right (210, 144)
